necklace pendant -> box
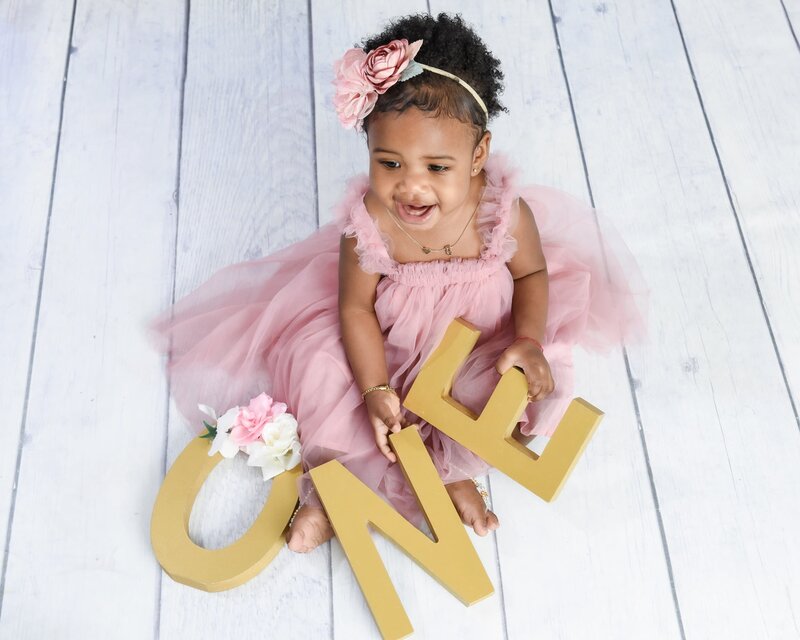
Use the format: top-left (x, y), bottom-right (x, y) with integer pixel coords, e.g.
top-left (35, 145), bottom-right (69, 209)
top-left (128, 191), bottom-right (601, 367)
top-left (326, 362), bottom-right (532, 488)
top-left (444, 244), bottom-right (452, 256)
top-left (422, 246), bottom-right (432, 254)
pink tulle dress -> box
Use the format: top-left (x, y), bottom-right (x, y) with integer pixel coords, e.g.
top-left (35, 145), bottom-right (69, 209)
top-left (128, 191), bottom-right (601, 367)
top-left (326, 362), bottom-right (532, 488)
top-left (149, 153), bottom-right (648, 527)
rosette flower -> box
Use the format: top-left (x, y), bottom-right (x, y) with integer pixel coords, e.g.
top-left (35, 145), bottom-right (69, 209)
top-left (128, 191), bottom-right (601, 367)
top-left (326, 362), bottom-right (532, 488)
top-left (363, 38), bottom-right (422, 93)
top-left (332, 38), bottom-right (423, 130)
top-left (332, 47), bottom-right (378, 130)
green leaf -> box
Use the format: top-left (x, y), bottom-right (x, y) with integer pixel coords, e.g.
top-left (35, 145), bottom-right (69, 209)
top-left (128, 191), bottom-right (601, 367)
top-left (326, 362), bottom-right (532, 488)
top-left (199, 421), bottom-right (217, 440)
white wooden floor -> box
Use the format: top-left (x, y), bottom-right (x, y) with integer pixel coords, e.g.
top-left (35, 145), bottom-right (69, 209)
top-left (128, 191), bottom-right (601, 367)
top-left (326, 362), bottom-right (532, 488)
top-left (2, 0), bottom-right (799, 638)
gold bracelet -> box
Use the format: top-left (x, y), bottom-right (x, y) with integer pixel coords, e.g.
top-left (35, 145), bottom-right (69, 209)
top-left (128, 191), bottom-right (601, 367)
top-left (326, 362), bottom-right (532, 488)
top-left (361, 384), bottom-right (396, 399)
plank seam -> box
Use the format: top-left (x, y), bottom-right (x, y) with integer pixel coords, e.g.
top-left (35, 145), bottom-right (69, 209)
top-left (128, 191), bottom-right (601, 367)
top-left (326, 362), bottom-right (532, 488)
top-left (304, 4), bottom-right (332, 636)
top-left (328, 540), bottom-right (334, 639)
top-left (307, 0), bottom-right (321, 231)
top-left (546, 2), bottom-right (688, 638)
top-left (622, 353), bottom-right (687, 640)
top-left (0, 0), bottom-right (79, 621)
top-left (154, 0), bottom-right (192, 637)
top-left (485, 475), bottom-right (509, 640)
top-left (779, 0), bottom-right (800, 53)
top-left (668, 0), bottom-right (800, 434)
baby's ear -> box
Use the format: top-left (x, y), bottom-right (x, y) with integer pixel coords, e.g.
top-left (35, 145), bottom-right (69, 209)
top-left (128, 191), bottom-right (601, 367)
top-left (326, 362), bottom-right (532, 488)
top-left (473, 129), bottom-right (492, 164)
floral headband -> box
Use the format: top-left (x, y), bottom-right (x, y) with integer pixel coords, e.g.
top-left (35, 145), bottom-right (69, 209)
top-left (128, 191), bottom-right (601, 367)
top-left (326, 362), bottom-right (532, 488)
top-left (332, 38), bottom-right (489, 131)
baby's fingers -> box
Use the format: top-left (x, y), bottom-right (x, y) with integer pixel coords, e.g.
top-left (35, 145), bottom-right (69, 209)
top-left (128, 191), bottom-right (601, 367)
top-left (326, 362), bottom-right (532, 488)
top-left (527, 374), bottom-right (555, 402)
top-left (529, 387), bottom-right (549, 402)
top-left (376, 432), bottom-right (396, 463)
top-left (388, 418), bottom-right (402, 434)
top-left (372, 418), bottom-right (397, 463)
top-left (527, 382), bottom-right (542, 402)
top-left (495, 350), bottom-right (515, 375)
top-left (379, 440), bottom-right (396, 463)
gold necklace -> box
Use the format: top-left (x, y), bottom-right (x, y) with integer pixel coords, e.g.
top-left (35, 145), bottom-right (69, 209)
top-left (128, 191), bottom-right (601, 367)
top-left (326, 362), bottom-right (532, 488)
top-left (385, 188), bottom-right (485, 256)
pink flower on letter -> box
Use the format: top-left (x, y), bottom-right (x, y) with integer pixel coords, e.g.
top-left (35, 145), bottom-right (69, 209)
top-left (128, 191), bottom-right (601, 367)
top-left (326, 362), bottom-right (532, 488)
top-left (230, 392), bottom-right (287, 446)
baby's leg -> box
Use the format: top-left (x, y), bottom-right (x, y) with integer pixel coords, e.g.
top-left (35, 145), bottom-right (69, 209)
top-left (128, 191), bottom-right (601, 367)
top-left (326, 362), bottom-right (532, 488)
top-left (444, 478), bottom-right (500, 536)
top-left (286, 417), bottom-right (389, 553)
top-left (422, 425), bottom-right (500, 536)
top-left (285, 455), bottom-right (337, 554)
top-left (285, 497), bottom-right (334, 553)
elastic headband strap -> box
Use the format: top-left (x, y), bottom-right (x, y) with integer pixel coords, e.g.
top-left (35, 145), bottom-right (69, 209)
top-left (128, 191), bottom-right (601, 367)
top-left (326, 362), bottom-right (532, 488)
top-left (416, 63), bottom-right (489, 120)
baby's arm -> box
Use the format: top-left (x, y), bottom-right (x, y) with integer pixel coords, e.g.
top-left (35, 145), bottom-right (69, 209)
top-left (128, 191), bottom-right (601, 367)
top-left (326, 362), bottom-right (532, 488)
top-left (338, 234), bottom-right (387, 390)
top-left (338, 234), bottom-right (408, 463)
top-left (496, 198), bottom-right (555, 402)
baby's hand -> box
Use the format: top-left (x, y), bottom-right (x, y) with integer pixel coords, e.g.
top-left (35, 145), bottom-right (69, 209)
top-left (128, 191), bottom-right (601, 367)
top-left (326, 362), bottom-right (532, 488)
top-left (364, 389), bottom-right (415, 463)
top-left (495, 340), bottom-right (555, 402)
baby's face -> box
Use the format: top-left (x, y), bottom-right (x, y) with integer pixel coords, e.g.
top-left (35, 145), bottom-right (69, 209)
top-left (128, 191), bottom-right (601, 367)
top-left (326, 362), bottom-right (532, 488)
top-left (366, 107), bottom-right (489, 231)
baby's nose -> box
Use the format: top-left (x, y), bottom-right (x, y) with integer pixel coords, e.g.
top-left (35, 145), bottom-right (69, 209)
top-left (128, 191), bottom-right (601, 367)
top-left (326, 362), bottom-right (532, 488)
top-left (398, 175), bottom-right (429, 198)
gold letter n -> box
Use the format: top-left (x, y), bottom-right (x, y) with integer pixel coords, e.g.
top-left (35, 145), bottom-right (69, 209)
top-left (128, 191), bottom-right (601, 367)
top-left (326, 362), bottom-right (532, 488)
top-left (309, 426), bottom-right (494, 640)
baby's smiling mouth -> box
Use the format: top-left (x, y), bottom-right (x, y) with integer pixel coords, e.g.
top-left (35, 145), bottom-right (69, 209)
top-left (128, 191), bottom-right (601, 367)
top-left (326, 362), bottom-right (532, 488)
top-left (397, 202), bottom-right (435, 216)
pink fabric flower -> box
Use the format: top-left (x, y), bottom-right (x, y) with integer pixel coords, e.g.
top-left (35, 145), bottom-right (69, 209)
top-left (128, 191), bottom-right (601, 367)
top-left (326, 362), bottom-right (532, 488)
top-left (332, 48), bottom-right (376, 130)
top-left (332, 39), bottom-right (423, 130)
top-left (364, 39), bottom-right (422, 93)
top-left (229, 392), bottom-right (287, 446)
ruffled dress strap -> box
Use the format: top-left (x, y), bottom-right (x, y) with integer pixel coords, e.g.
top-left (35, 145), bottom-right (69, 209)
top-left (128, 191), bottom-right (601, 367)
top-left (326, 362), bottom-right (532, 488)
top-left (476, 153), bottom-right (523, 263)
top-left (335, 174), bottom-right (394, 275)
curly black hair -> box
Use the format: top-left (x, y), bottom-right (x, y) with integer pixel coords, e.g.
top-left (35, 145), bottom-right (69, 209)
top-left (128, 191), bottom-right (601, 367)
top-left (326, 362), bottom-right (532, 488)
top-left (359, 13), bottom-right (508, 144)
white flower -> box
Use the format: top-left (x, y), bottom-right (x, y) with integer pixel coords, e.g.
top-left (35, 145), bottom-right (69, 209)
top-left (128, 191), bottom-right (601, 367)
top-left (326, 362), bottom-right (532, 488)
top-left (207, 406), bottom-right (242, 459)
top-left (244, 413), bottom-right (301, 480)
top-left (197, 404), bottom-right (218, 422)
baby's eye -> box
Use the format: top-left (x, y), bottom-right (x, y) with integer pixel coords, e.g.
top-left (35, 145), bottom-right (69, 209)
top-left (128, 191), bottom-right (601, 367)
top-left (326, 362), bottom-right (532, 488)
top-left (429, 164), bottom-right (449, 172)
top-left (379, 160), bottom-right (400, 169)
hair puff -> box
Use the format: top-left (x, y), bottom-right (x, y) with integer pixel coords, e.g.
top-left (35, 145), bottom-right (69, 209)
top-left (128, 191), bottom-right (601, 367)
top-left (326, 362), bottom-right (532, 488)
top-left (358, 13), bottom-right (508, 141)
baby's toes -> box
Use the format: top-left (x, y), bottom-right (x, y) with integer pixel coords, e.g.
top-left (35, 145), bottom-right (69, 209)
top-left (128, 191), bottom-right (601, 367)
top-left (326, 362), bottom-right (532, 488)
top-left (469, 510), bottom-right (489, 536)
top-left (286, 527), bottom-right (306, 552)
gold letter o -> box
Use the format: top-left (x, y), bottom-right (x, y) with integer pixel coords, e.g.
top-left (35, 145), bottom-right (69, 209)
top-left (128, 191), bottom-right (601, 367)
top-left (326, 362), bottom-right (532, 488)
top-left (150, 436), bottom-right (300, 591)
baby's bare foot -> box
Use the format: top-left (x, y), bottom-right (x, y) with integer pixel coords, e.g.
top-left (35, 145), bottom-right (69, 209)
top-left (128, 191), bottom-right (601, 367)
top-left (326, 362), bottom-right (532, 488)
top-left (445, 479), bottom-right (500, 536)
top-left (285, 505), bottom-right (334, 553)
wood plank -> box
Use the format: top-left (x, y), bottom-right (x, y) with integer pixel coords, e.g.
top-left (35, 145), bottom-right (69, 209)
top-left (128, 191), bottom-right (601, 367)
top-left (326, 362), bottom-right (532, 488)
top-left (157, 1), bottom-right (328, 638)
top-left (311, 4), bottom-right (508, 637)
top-left (671, 0), bottom-right (800, 418)
top-left (0, 0), bottom-right (184, 636)
top-left (434, 2), bottom-right (683, 638)
top-left (169, 1), bottom-right (318, 289)
top-left (0, 0), bottom-right (74, 572)
top-left (552, 1), bottom-right (800, 637)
